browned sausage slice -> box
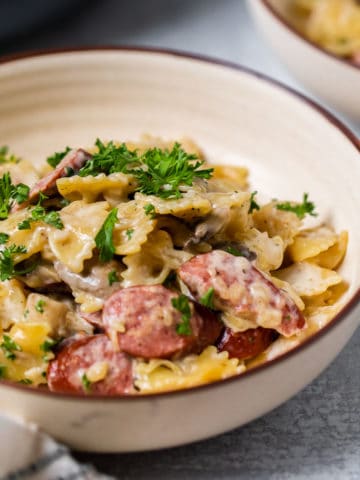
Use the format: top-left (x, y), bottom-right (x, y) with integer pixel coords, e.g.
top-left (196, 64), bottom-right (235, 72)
top-left (102, 285), bottom-right (222, 359)
top-left (178, 250), bottom-right (305, 337)
top-left (217, 327), bottom-right (277, 360)
top-left (47, 334), bottom-right (133, 395)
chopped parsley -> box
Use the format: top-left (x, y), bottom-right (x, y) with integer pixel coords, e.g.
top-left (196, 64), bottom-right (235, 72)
top-left (125, 228), bottom-right (134, 240)
top-left (46, 146), bottom-right (71, 168)
top-left (0, 173), bottom-right (29, 220)
top-left (108, 270), bottom-right (119, 286)
top-left (0, 364), bottom-right (6, 378)
top-left (81, 373), bottom-right (92, 392)
top-left (0, 244), bottom-right (36, 281)
top-left (1, 335), bottom-right (21, 360)
top-left (40, 338), bottom-right (58, 352)
top-left (35, 299), bottom-right (46, 313)
top-left (0, 146), bottom-right (20, 164)
top-left (276, 193), bottom-right (317, 220)
top-left (78, 139), bottom-right (140, 177)
top-left (224, 245), bottom-right (246, 257)
top-left (0, 233), bottom-right (9, 244)
top-left (144, 203), bottom-right (156, 218)
top-left (171, 294), bottom-right (192, 336)
top-left (17, 193), bottom-right (64, 230)
top-left (95, 208), bottom-right (118, 262)
top-left (249, 191), bottom-right (260, 213)
top-left (199, 287), bottom-right (215, 309)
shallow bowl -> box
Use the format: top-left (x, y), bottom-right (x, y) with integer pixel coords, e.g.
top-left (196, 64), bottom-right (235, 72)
top-left (0, 47), bottom-right (359, 452)
top-left (247, 0), bottom-right (360, 122)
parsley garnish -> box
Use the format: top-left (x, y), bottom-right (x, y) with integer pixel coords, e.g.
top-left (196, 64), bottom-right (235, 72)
top-left (125, 228), bottom-right (134, 240)
top-left (78, 139), bottom-right (140, 177)
top-left (0, 146), bottom-right (20, 164)
top-left (95, 208), bottom-right (118, 262)
top-left (171, 294), bottom-right (192, 336)
top-left (18, 194), bottom-right (64, 230)
top-left (276, 193), bottom-right (317, 219)
top-left (144, 203), bottom-right (156, 218)
top-left (40, 338), bottom-right (58, 352)
top-left (0, 244), bottom-right (35, 281)
top-left (1, 335), bottom-right (21, 360)
top-left (46, 146), bottom-right (71, 168)
top-left (0, 173), bottom-right (29, 219)
top-left (249, 191), bottom-right (260, 213)
top-left (200, 287), bottom-right (215, 309)
top-left (224, 245), bottom-right (246, 257)
top-left (0, 364), bottom-right (6, 378)
top-left (35, 299), bottom-right (46, 313)
top-left (81, 373), bottom-right (92, 392)
top-left (108, 270), bottom-right (119, 286)
top-left (0, 233), bottom-right (9, 244)
top-left (132, 143), bottom-right (213, 199)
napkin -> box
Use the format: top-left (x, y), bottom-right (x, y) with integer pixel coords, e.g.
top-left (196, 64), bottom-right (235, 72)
top-left (0, 415), bottom-right (115, 480)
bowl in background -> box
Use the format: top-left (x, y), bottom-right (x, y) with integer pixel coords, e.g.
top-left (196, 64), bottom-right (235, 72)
top-left (0, 48), bottom-right (359, 452)
top-left (247, 0), bottom-right (360, 122)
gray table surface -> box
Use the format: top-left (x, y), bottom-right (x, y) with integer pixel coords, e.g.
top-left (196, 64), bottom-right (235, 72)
top-left (1, 1), bottom-right (359, 478)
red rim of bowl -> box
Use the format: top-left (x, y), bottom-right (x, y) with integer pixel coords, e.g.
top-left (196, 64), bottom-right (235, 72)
top-left (261, 0), bottom-right (360, 72)
top-left (0, 46), bottom-right (359, 401)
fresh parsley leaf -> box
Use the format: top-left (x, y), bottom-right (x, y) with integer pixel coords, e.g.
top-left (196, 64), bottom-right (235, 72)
top-left (0, 244), bottom-right (33, 281)
top-left (81, 373), bottom-right (92, 392)
top-left (95, 208), bottom-right (118, 262)
top-left (144, 203), bottom-right (156, 218)
top-left (19, 378), bottom-right (33, 385)
top-left (40, 338), bottom-right (58, 352)
top-left (1, 335), bottom-right (22, 360)
top-left (0, 146), bottom-right (20, 164)
top-left (171, 294), bottom-right (192, 336)
top-left (0, 233), bottom-right (9, 244)
top-left (224, 245), bottom-right (246, 257)
top-left (125, 228), bottom-right (134, 240)
top-left (35, 299), bottom-right (46, 313)
top-left (46, 146), bottom-right (71, 168)
top-left (17, 219), bottom-right (32, 230)
top-left (249, 191), bottom-right (260, 213)
top-left (0, 364), bottom-right (6, 378)
top-left (276, 193), bottom-right (317, 219)
top-left (78, 139), bottom-right (141, 177)
top-left (18, 194), bottom-right (64, 230)
top-left (0, 173), bottom-right (29, 219)
top-left (43, 211), bottom-right (64, 229)
top-left (199, 287), bottom-right (215, 309)
top-left (12, 183), bottom-right (30, 204)
top-left (108, 270), bottom-right (119, 286)
top-left (133, 143), bottom-right (213, 199)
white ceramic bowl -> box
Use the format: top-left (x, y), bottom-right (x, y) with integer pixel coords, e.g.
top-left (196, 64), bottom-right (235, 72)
top-left (247, 0), bottom-right (360, 122)
top-left (0, 48), bottom-right (359, 452)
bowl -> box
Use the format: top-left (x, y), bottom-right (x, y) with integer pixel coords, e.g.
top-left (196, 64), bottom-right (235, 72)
top-left (0, 47), bottom-right (359, 452)
top-left (247, 0), bottom-right (360, 122)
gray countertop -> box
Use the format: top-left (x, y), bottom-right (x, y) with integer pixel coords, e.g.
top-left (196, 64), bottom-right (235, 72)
top-left (1, 1), bottom-right (359, 478)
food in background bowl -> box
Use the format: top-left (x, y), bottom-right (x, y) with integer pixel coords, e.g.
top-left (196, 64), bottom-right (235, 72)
top-left (0, 138), bottom-right (348, 395)
top-left (286, 0), bottom-right (360, 66)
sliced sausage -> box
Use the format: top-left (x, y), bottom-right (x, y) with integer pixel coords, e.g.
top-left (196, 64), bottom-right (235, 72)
top-left (47, 334), bottom-right (133, 395)
top-left (217, 327), bottom-right (277, 360)
top-left (178, 250), bottom-right (305, 337)
top-left (102, 285), bottom-right (222, 359)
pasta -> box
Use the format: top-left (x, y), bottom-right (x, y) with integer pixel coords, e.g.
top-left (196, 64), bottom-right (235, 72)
top-left (0, 138), bottom-right (348, 395)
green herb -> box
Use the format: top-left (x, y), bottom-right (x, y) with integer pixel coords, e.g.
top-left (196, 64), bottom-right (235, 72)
top-left (17, 219), bottom-right (32, 230)
top-left (108, 270), bottom-right (119, 286)
top-left (43, 211), bottom-right (64, 229)
top-left (41, 371), bottom-right (47, 378)
top-left (276, 193), bottom-right (317, 219)
top-left (143, 203), bottom-right (156, 218)
top-left (0, 244), bottom-right (36, 281)
top-left (0, 173), bottom-right (30, 220)
top-left (249, 191), bottom-right (260, 213)
top-left (1, 335), bottom-right (21, 360)
top-left (171, 294), bottom-right (192, 336)
top-left (132, 143), bottom-right (213, 199)
top-left (19, 378), bottom-right (33, 385)
top-left (0, 233), bottom-right (9, 244)
top-left (24, 309), bottom-right (29, 318)
top-left (125, 228), bottom-right (134, 240)
top-left (0, 364), bottom-right (6, 378)
top-left (0, 146), bottom-right (20, 164)
top-left (40, 338), bottom-right (58, 352)
top-left (18, 194), bottom-right (64, 230)
top-left (95, 208), bottom-right (118, 262)
top-left (46, 146), bottom-right (71, 168)
top-left (81, 373), bottom-right (92, 392)
top-left (199, 287), bottom-right (215, 309)
top-left (59, 198), bottom-right (70, 207)
top-left (35, 299), bottom-right (46, 313)
top-left (78, 139), bottom-right (140, 177)
top-left (224, 245), bottom-right (246, 257)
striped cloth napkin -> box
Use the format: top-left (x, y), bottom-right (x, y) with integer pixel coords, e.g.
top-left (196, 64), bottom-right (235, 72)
top-left (0, 415), bottom-right (115, 480)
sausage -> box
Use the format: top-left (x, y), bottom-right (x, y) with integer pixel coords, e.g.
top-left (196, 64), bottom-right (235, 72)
top-left (77, 308), bottom-right (104, 330)
top-left (47, 334), bottom-right (133, 395)
top-left (178, 250), bottom-right (305, 337)
top-left (102, 285), bottom-right (222, 359)
top-left (14, 148), bottom-right (91, 210)
top-left (217, 327), bottom-right (277, 360)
